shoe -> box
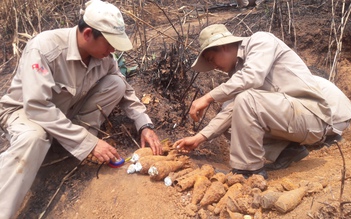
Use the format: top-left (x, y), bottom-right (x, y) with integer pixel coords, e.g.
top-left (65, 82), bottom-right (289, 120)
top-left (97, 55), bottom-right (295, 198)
top-left (264, 142), bottom-right (309, 171)
top-left (308, 134), bottom-right (343, 151)
top-left (323, 134), bottom-right (342, 147)
top-left (231, 167), bottom-right (268, 179)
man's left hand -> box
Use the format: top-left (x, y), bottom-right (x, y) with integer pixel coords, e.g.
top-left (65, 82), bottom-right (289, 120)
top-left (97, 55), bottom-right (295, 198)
top-left (140, 128), bottom-right (162, 155)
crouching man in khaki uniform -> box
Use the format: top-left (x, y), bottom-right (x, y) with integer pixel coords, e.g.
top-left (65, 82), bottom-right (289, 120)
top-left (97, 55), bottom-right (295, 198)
top-left (174, 24), bottom-right (351, 179)
top-left (0, 0), bottom-right (162, 218)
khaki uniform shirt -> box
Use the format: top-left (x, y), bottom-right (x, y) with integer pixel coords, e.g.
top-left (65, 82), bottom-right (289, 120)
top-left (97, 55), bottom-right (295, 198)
top-left (200, 32), bottom-right (351, 140)
top-left (0, 27), bottom-right (151, 160)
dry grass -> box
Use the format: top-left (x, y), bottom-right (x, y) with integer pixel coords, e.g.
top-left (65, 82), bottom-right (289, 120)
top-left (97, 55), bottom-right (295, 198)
top-left (0, 0), bottom-right (81, 55)
top-left (0, 0), bottom-right (350, 87)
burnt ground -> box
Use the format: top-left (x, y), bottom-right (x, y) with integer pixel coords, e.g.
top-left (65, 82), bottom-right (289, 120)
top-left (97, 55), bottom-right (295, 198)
top-left (1, 0), bottom-right (351, 218)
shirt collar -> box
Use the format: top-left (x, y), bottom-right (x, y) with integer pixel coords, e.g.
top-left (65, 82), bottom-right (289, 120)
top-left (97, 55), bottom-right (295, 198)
top-left (227, 39), bottom-right (246, 76)
top-left (236, 38), bottom-right (247, 60)
top-left (66, 26), bottom-right (81, 61)
top-left (66, 26), bottom-right (102, 68)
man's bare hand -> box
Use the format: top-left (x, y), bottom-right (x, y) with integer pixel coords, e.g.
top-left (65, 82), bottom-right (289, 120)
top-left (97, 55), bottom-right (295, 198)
top-left (140, 128), bottom-right (162, 155)
top-left (92, 139), bottom-right (120, 163)
top-left (189, 93), bottom-right (214, 122)
top-left (173, 134), bottom-right (207, 153)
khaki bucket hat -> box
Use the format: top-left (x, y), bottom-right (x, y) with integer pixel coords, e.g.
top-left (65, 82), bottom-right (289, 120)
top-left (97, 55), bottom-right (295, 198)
top-left (191, 24), bottom-right (244, 72)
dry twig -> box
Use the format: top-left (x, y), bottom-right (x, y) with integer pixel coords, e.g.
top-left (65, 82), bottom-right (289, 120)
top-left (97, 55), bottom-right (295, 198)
top-left (121, 124), bottom-right (140, 148)
top-left (335, 141), bottom-right (349, 218)
top-left (41, 156), bottom-right (71, 167)
top-left (121, 9), bottom-right (196, 52)
top-left (278, 1), bottom-right (284, 41)
top-left (269, 0), bottom-right (277, 33)
top-left (328, 1), bottom-right (351, 82)
top-left (77, 119), bottom-right (111, 139)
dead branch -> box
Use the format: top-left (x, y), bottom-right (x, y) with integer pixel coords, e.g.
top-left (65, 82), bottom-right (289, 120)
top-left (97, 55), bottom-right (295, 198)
top-left (278, 2), bottom-right (284, 41)
top-left (290, 0), bottom-right (297, 50)
top-left (121, 124), bottom-right (140, 149)
top-left (287, 1), bottom-right (291, 34)
top-left (121, 9), bottom-right (196, 52)
top-left (77, 119), bottom-right (111, 139)
top-left (96, 104), bottom-right (117, 133)
top-left (41, 156), bottom-right (71, 167)
top-left (0, 57), bottom-right (14, 72)
top-left (180, 88), bottom-right (199, 126)
top-left (12, 5), bottom-right (20, 58)
top-left (194, 102), bottom-right (212, 132)
top-left (147, 0), bottom-right (183, 43)
top-left (141, 2), bottom-right (149, 69)
top-left (335, 141), bottom-right (349, 218)
top-left (269, 0), bottom-right (277, 33)
top-left (147, 23), bottom-right (178, 44)
top-left (328, 1), bottom-right (351, 82)
top-left (180, 72), bottom-right (200, 102)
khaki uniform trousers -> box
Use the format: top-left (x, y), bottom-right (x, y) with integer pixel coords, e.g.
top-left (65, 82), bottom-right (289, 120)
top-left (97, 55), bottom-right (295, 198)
top-left (0, 75), bottom-right (125, 219)
top-left (227, 89), bottom-right (330, 171)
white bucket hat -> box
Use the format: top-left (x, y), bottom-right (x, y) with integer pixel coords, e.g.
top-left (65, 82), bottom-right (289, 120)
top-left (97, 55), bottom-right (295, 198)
top-left (191, 24), bottom-right (244, 72)
top-left (82, 0), bottom-right (133, 51)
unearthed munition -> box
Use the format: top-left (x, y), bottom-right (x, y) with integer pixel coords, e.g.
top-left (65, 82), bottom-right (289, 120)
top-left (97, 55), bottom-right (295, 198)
top-left (274, 186), bottom-right (307, 213)
top-left (130, 141), bottom-right (173, 163)
top-left (200, 181), bottom-right (227, 207)
top-left (130, 139), bottom-right (172, 163)
top-left (191, 176), bottom-right (211, 205)
top-left (214, 183), bottom-right (243, 215)
top-left (174, 168), bottom-right (202, 190)
top-left (281, 178), bottom-right (298, 191)
top-left (246, 175), bottom-right (267, 191)
top-left (130, 148), bottom-right (153, 162)
top-left (259, 191), bottom-right (282, 209)
top-left (135, 154), bottom-right (175, 174)
top-left (148, 159), bottom-right (187, 181)
top-left (226, 173), bottom-right (246, 186)
top-left (210, 172), bottom-right (226, 183)
top-left (227, 195), bottom-right (256, 215)
top-left (174, 164), bottom-right (215, 191)
top-left (168, 168), bottom-right (195, 182)
top-left (164, 168), bottom-right (195, 186)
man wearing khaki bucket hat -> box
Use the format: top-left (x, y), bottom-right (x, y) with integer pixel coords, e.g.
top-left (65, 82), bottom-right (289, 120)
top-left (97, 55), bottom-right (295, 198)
top-left (0, 0), bottom-right (162, 218)
top-left (174, 24), bottom-right (351, 179)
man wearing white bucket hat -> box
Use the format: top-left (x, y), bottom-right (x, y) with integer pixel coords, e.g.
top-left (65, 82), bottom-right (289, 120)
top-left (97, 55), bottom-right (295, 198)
top-left (174, 24), bottom-right (351, 179)
top-left (0, 0), bottom-right (161, 218)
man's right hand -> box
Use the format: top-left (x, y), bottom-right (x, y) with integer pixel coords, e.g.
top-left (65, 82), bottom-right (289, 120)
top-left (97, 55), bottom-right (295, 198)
top-left (173, 133), bottom-right (207, 153)
top-left (92, 139), bottom-right (120, 163)
top-left (189, 93), bottom-right (214, 122)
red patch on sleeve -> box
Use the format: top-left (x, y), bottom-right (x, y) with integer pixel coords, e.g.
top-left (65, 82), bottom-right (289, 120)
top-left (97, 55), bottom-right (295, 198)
top-left (31, 63), bottom-right (49, 75)
top-left (32, 63), bottom-right (39, 70)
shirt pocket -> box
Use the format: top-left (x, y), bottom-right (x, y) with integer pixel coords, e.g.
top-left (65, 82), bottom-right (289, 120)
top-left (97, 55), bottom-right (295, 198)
top-left (52, 82), bottom-right (76, 96)
top-left (52, 83), bottom-right (76, 114)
